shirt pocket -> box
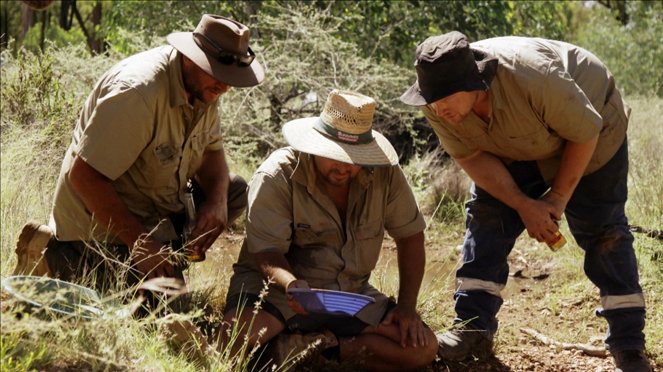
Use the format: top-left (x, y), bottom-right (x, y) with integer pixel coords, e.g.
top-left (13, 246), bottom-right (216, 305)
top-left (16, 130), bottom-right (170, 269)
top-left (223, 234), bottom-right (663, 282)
top-left (147, 142), bottom-right (180, 187)
top-left (289, 224), bottom-right (341, 277)
top-left (292, 224), bottom-right (337, 248)
top-left (186, 133), bottom-right (207, 178)
top-left (355, 220), bottom-right (384, 240)
top-left (502, 124), bottom-right (556, 158)
top-left (353, 220), bottom-right (384, 274)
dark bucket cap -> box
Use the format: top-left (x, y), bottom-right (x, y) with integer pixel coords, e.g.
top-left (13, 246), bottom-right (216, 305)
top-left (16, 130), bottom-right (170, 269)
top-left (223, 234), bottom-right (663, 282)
top-left (400, 31), bottom-right (497, 106)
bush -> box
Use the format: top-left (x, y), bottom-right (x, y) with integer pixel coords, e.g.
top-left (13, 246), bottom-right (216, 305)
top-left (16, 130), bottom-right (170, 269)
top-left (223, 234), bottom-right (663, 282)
top-left (572, 1), bottom-right (663, 97)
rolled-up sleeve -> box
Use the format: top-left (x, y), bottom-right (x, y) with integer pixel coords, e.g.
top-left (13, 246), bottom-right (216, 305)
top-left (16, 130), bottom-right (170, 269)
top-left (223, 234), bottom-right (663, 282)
top-left (245, 171), bottom-right (294, 255)
top-left (77, 83), bottom-right (153, 180)
top-left (539, 63), bottom-right (603, 143)
top-left (384, 166), bottom-right (426, 239)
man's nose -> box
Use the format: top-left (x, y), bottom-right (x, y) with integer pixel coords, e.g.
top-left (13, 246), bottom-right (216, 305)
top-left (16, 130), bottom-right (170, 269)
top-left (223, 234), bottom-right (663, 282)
top-left (216, 82), bottom-right (230, 94)
top-left (432, 101), bottom-right (447, 116)
top-left (334, 161), bottom-right (354, 172)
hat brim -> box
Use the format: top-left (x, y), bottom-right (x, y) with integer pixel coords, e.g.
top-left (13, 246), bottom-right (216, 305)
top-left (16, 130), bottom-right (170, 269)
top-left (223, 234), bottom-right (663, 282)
top-left (400, 46), bottom-right (498, 106)
top-left (167, 32), bottom-right (264, 88)
top-left (399, 79), bottom-right (488, 106)
top-left (399, 81), bottom-right (428, 106)
top-left (282, 118), bottom-right (399, 167)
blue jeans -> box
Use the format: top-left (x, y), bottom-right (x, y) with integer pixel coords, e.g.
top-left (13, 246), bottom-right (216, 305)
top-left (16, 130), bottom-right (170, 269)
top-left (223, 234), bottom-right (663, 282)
top-left (454, 140), bottom-right (646, 352)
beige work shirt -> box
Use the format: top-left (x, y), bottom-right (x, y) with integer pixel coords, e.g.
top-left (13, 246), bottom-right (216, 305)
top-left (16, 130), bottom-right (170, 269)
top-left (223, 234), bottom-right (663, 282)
top-left (50, 46), bottom-right (223, 243)
top-left (423, 37), bottom-right (629, 181)
top-left (227, 148), bottom-right (426, 325)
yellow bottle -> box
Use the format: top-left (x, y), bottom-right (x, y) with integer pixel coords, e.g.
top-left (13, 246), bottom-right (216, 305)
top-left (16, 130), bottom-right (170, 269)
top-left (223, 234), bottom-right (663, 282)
top-left (546, 230), bottom-right (567, 251)
top-left (183, 192), bottom-right (205, 262)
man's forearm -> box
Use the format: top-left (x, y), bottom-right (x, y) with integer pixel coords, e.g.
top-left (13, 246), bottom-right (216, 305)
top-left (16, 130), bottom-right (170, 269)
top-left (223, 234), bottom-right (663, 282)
top-left (396, 231), bottom-right (426, 309)
top-left (69, 156), bottom-right (150, 248)
top-left (455, 150), bottom-right (530, 211)
top-left (550, 136), bottom-right (599, 202)
top-left (196, 149), bottom-right (229, 205)
top-left (254, 251), bottom-right (298, 291)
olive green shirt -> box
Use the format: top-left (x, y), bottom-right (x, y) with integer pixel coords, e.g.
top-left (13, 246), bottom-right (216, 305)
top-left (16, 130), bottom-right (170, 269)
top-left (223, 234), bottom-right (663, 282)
top-left (423, 37), bottom-right (629, 181)
top-left (227, 148), bottom-right (426, 325)
top-left (49, 46), bottom-right (223, 243)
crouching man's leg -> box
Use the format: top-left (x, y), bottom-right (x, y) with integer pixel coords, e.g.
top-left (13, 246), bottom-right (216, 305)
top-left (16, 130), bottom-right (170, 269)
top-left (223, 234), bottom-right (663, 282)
top-left (341, 321), bottom-right (438, 371)
top-left (218, 293), bottom-right (286, 360)
top-left (13, 221), bottom-right (55, 276)
top-left (339, 306), bottom-right (438, 371)
top-left (287, 300), bottom-right (437, 371)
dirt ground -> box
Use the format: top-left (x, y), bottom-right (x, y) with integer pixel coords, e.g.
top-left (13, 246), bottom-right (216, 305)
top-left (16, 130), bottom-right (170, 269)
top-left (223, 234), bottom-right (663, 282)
top-left (309, 244), bottom-right (660, 371)
top-left (426, 247), bottom-right (661, 372)
top-left (206, 233), bottom-right (660, 372)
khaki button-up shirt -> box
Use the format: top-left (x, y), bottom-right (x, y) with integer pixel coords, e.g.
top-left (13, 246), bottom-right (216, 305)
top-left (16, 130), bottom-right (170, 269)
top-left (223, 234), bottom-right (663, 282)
top-left (50, 46), bottom-right (223, 242)
top-left (423, 37), bottom-right (629, 181)
top-left (227, 148), bottom-right (426, 325)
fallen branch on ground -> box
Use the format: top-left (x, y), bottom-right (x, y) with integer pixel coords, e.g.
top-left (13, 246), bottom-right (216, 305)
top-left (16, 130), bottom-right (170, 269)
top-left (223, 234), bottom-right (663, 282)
top-left (519, 328), bottom-right (607, 357)
top-left (629, 225), bottom-right (663, 240)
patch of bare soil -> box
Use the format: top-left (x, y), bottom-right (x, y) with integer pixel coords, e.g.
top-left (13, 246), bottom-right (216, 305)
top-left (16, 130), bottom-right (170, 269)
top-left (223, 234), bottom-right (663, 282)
top-left (427, 247), bottom-right (661, 372)
top-left (431, 345), bottom-right (617, 372)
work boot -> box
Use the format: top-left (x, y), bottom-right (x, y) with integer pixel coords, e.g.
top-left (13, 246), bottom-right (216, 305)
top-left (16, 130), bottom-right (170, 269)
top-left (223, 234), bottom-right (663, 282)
top-left (159, 314), bottom-right (219, 362)
top-left (268, 330), bottom-right (338, 369)
top-left (613, 349), bottom-right (652, 372)
top-left (437, 328), bottom-right (494, 361)
top-left (13, 221), bottom-right (53, 276)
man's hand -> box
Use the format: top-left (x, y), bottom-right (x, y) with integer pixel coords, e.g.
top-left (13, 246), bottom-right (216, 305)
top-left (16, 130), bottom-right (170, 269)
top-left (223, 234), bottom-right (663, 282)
top-left (380, 305), bottom-right (428, 348)
top-left (285, 279), bottom-right (310, 315)
top-left (516, 197), bottom-right (560, 243)
top-left (132, 238), bottom-right (176, 280)
top-left (540, 189), bottom-right (568, 220)
top-left (191, 148), bottom-right (231, 256)
top-left (190, 200), bottom-right (228, 255)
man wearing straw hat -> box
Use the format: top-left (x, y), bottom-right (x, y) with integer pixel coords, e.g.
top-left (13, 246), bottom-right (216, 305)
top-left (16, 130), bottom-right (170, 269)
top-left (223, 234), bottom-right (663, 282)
top-left (400, 31), bottom-right (651, 371)
top-left (220, 90), bottom-right (437, 370)
top-left (14, 15), bottom-right (262, 294)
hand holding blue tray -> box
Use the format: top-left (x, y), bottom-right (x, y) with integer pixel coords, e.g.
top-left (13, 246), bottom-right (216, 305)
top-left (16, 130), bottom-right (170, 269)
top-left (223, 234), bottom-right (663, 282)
top-left (287, 288), bottom-right (375, 316)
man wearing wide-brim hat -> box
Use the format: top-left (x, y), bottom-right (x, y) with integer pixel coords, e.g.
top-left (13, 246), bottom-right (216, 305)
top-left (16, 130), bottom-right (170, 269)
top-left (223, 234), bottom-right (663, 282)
top-left (221, 90), bottom-right (438, 370)
top-left (14, 15), bottom-right (263, 304)
top-left (401, 31), bottom-right (651, 371)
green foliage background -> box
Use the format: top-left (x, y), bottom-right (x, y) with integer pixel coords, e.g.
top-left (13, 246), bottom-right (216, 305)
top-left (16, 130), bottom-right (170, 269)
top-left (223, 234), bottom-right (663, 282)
top-left (3, 0), bottom-right (660, 163)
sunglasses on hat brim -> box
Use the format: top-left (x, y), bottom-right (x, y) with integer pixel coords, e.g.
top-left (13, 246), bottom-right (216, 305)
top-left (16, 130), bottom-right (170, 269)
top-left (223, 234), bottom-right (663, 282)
top-left (193, 32), bottom-right (255, 67)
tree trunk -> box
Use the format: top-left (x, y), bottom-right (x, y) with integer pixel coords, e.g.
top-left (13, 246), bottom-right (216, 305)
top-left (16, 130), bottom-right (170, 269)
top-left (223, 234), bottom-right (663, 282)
top-left (88, 0), bottom-right (103, 54)
top-left (39, 8), bottom-right (47, 51)
top-left (1, 4), bottom-right (8, 50)
top-left (20, 2), bottom-right (36, 41)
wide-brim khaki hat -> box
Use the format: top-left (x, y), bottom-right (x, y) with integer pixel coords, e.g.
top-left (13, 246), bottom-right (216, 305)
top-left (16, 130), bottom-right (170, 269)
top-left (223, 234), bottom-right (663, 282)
top-left (167, 14), bottom-right (264, 87)
top-left (282, 90), bottom-right (398, 167)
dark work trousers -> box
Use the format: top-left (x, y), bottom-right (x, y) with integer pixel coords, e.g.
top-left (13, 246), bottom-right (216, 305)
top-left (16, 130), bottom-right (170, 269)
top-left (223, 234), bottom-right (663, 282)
top-left (44, 174), bottom-right (247, 313)
top-left (454, 140), bottom-right (646, 352)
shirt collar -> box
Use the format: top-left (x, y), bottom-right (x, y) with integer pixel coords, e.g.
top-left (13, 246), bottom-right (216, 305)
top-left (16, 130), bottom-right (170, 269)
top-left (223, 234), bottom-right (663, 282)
top-left (168, 47), bottom-right (188, 108)
top-left (487, 77), bottom-right (504, 113)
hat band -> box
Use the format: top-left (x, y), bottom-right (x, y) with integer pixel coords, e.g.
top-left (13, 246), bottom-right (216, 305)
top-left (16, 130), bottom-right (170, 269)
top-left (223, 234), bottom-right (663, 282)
top-left (192, 32), bottom-right (255, 67)
top-left (313, 119), bottom-right (374, 145)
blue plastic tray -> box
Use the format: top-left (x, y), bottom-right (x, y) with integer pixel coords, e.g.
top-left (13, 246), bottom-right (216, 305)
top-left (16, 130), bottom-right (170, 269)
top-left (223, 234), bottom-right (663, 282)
top-left (287, 288), bottom-right (375, 316)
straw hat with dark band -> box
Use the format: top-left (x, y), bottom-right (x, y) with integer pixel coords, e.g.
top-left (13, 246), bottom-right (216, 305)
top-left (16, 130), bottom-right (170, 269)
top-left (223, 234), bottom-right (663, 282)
top-left (283, 90), bottom-right (398, 167)
top-left (167, 14), bottom-right (264, 87)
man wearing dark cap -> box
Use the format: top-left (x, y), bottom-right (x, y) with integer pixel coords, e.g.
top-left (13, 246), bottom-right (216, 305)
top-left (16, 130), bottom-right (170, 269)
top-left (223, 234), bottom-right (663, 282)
top-left (401, 32), bottom-right (651, 371)
top-left (14, 15), bottom-right (263, 294)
